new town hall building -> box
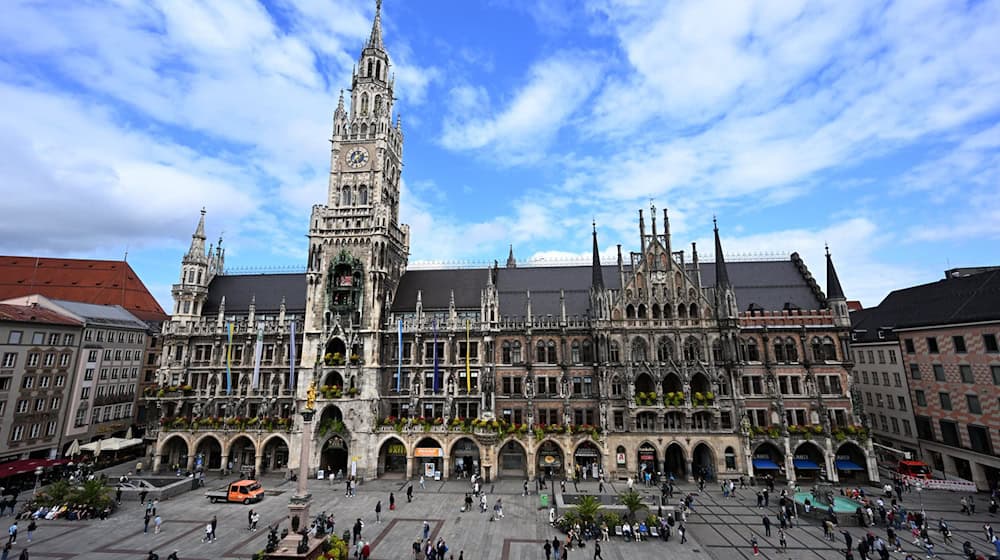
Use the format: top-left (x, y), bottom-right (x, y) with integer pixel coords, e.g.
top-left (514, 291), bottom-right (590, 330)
top-left (149, 2), bottom-right (877, 485)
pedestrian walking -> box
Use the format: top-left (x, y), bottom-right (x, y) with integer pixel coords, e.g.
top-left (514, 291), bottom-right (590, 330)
top-left (251, 511), bottom-right (259, 532)
top-left (375, 501), bottom-right (382, 523)
top-left (422, 520), bottom-right (430, 541)
top-left (202, 523), bottom-right (213, 543)
top-left (25, 521), bottom-right (35, 544)
top-left (523, 480), bottom-right (529, 496)
top-left (7, 522), bottom-right (17, 546)
top-left (210, 516), bottom-right (217, 541)
top-left (751, 535), bottom-right (760, 556)
top-left (154, 515), bottom-right (162, 535)
top-left (1, 543), bottom-right (9, 560)
top-left (406, 485), bottom-right (413, 503)
top-left (598, 480), bottom-right (604, 493)
top-left (248, 510), bottom-right (254, 531)
top-left (389, 492), bottom-right (395, 511)
top-left (679, 524), bottom-right (687, 544)
top-left (144, 513), bottom-right (151, 534)
top-left (139, 490), bottom-right (148, 504)
top-left (419, 475), bottom-right (425, 490)
top-left (552, 537), bottom-right (561, 560)
top-left (543, 540), bottom-right (552, 560)
top-left (115, 487), bottom-right (122, 504)
top-left (18, 550), bottom-right (27, 560)
top-left (762, 515), bottom-right (771, 537)
top-left (353, 518), bottom-right (364, 545)
top-left (779, 528), bottom-right (787, 551)
top-left (593, 540), bottom-right (603, 559)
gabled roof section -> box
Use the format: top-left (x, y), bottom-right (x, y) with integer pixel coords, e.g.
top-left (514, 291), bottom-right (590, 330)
top-left (202, 273), bottom-right (307, 315)
top-left (700, 258), bottom-right (825, 311)
top-left (864, 269), bottom-right (1000, 330)
top-left (850, 307), bottom-right (898, 343)
top-left (0, 256), bottom-right (167, 321)
top-left (0, 303), bottom-right (81, 327)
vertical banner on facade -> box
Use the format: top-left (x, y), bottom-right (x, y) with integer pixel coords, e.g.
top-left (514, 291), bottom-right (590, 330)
top-left (251, 324), bottom-right (264, 390)
top-left (432, 319), bottom-right (439, 393)
top-left (465, 319), bottom-right (471, 393)
top-left (288, 321), bottom-right (297, 393)
top-left (225, 321), bottom-right (233, 395)
top-left (396, 318), bottom-right (403, 392)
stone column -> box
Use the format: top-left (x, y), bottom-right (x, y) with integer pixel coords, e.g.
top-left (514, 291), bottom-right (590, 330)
top-left (287, 408), bottom-right (315, 533)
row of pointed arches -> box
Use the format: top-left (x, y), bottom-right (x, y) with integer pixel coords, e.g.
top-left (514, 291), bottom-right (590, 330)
top-left (737, 336), bottom-right (839, 363)
top-left (624, 302), bottom-right (701, 320)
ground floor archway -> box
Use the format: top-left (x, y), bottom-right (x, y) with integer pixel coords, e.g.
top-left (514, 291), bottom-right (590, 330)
top-left (664, 442), bottom-right (686, 480)
top-left (227, 435), bottom-right (256, 474)
top-left (573, 441), bottom-right (601, 480)
top-left (261, 436), bottom-right (288, 474)
top-left (194, 436), bottom-right (223, 470)
top-left (835, 442), bottom-right (868, 481)
top-left (536, 440), bottom-right (564, 479)
top-left (638, 442), bottom-right (659, 480)
top-left (414, 437), bottom-right (444, 479)
top-left (321, 435), bottom-right (349, 478)
top-left (160, 435), bottom-right (189, 471)
top-left (498, 440), bottom-right (527, 478)
top-left (450, 437), bottom-right (480, 479)
top-left (378, 437), bottom-right (407, 478)
top-left (692, 442), bottom-right (715, 481)
top-left (793, 441), bottom-right (826, 481)
top-left (752, 442), bottom-right (786, 480)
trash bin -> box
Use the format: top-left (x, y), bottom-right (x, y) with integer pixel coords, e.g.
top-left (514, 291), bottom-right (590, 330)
top-left (540, 493), bottom-right (549, 509)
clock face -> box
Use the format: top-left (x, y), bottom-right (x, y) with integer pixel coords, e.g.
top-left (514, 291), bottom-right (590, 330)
top-left (346, 147), bottom-right (370, 169)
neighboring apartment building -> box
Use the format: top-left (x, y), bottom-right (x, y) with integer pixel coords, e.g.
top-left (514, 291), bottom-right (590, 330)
top-left (850, 308), bottom-right (918, 459)
top-left (867, 270), bottom-right (1000, 490)
top-left (0, 303), bottom-right (82, 460)
top-left (1, 295), bottom-right (150, 452)
top-left (0, 256), bottom-right (169, 441)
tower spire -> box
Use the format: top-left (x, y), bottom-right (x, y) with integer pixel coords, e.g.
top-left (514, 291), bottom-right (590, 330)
top-left (825, 244), bottom-right (845, 300)
top-left (592, 221), bottom-right (604, 290)
top-left (368, 0), bottom-right (384, 50)
top-left (506, 245), bottom-right (516, 268)
top-left (187, 207), bottom-right (207, 259)
top-left (713, 217), bottom-right (731, 289)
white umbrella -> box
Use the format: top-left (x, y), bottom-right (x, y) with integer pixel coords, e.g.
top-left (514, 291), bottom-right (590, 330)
top-left (125, 427), bottom-right (133, 440)
top-left (67, 439), bottom-right (81, 457)
top-left (93, 439), bottom-right (102, 457)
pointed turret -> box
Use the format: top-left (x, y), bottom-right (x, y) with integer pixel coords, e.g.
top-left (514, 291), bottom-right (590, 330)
top-left (506, 245), bottom-right (517, 268)
top-left (368, 0), bottom-right (384, 51)
top-left (591, 222), bottom-right (604, 290)
top-left (187, 208), bottom-right (207, 260)
top-left (663, 208), bottom-right (671, 256)
top-left (638, 209), bottom-right (647, 255)
top-left (825, 245), bottom-right (845, 300)
top-left (713, 217), bottom-right (731, 290)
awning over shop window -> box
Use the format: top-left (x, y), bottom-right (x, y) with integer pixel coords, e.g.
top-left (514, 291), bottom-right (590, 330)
top-left (753, 458), bottom-right (781, 470)
top-left (835, 460), bottom-right (864, 471)
top-left (793, 459), bottom-right (821, 470)
top-left (0, 458), bottom-right (68, 479)
top-left (574, 448), bottom-right (599, 457)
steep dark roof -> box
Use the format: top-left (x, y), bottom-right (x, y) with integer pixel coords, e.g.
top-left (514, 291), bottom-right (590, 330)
top-left (700, 259), bottom-right (824, 311)
top-left (826, 250), bottom-right (846, 300)
top-left (203, 274), bottom-right (306, 315)
top-left (850, 307), bottom-right (898, 343)
top-left (862, 270), bottom-right (1000, 330)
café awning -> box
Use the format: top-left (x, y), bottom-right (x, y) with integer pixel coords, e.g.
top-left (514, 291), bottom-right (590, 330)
top-left (793, 459), bottom-right (821, 470)
top-left (80, 438), bottom-right (143, 452)
top-left (0, 458), bottom-right (69, 479)
top-left (835, 459), bottom-right (865, 471)
top-left (752, 458), bottom-right (781, 470)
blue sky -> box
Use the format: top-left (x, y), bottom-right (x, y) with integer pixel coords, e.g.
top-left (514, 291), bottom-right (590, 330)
top-left (1, 0), bottom-right (999, 310)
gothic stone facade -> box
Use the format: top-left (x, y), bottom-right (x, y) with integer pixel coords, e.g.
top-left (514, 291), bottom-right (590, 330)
top-left (149, 2), bottom-right (875, 484)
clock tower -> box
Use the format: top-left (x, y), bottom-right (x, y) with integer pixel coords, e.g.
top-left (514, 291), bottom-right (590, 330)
top-left (302, 0), bottom-right (409, 399)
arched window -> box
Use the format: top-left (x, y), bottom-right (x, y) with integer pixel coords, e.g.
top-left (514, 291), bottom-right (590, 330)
top-left (609, 341), bottom-right (620, 363)
top-left (376, 61), bottom-right (382, 80)
top-left (677, 304), bottom-right (687, 318)
top-left (637, 304), bottom-right (647, 319)
top-left (501, 341), bottom-right (511, 364)
top-left (358, 186), bottom-right (368, 205)
top-left (651, 304), bottom-right (660, 319)
top-left (625, 304), bottom-right (635, 319)
top-left (571, 340), bottom-right (581, 363)
top-left (811, 337), bottom-right (823, 361)
top-left (773, 339), bottom-right (785, 363)
top-left (745, 338), bottom-right (759, 362)
top-left (360, 93), bottom-right (369, 115)
top-left (690, 303), bottom-right (699, 318)
top-left (631, 337), bottom-right (648, 362)
top-left (546, 340), bottom-right (557, 363)
top-left (511, 341), bottom-right (522, 364)
top-left (375, 94), bottom-right (382, 115)
top-left (822, 337), bottom-right (837, 361)
top-left (784, 339), bottom-right (798, 362)
top-left (536, 340), bottom-right (546, 363)
top-left (366, 59), bottom-right (373, 77)
top-left (341, 187), bottom-right (351, 206)
top-left (196, 270), bottom-right (202, 284)
top-left (611, 376), bottom-right (623, 396)
top-left (581, 339), bottom-right (593, 362)
top-left (360, 123), bottom-right (368, 137)
top-left (684, 337), bottom-right (702, 362)
top-left (712, 339), bottom-right (723, 363)
top-left (657, 337), bottom-right (673, 361)
top-left (664, 304), bottom-right (673, 318)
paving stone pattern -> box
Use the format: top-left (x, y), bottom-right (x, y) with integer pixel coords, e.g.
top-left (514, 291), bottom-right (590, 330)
top-left (3, 471), bottom-right (996, 560)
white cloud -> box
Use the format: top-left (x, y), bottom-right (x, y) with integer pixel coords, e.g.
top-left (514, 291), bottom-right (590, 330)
top-left (440, 51), bottom-right (605, 162)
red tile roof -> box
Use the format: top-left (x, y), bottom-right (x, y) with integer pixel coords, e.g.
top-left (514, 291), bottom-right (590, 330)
top-left (0, 303), bottom-right (82, 326)
top-left (0, 256), bottom-right (168, 322)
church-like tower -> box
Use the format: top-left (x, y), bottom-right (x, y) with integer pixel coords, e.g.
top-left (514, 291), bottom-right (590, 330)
top-left (170, 208), bottom-right (224, 322)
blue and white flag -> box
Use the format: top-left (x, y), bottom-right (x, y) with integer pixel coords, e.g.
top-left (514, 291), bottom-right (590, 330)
top-left (251, 324), bottom-right (264, 390)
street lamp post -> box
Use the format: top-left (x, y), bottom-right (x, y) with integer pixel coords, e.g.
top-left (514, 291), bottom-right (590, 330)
top-left (33, 466), bottom-right (44, 496)
top-left (914, 481), bottom-right (923, 513)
